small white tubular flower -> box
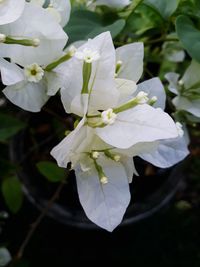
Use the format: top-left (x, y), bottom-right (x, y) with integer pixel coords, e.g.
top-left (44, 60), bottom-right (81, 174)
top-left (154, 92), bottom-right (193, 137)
top-left (75, 47), bottom-right (100, 63)
top-left (101, 108), bottom-right (117, 125)
top-left (24, 63), bottom-right (44, 83)
top-left (176, 122), bottom-right (184, 137)
top-left (91, 151), bottom-right (100, 159)
top-left (178, 79), bottom-right (184, 86)
top-left (135, 91), bottom-right (149, 104)
top-left (0, 3), bottom-right (68, 66)
top-left (68, 45), bottom-right (77, 56)
top-left (100, 176), bottom-right (108, 184)
top-left (0, 0), bottom-right (25, 25)
top-left (114, 154), bottom-right (121, 162)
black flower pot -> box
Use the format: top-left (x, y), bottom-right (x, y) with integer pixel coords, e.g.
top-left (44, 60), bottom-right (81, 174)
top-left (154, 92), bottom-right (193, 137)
top-left (10, 108), bottom-right (187, 230)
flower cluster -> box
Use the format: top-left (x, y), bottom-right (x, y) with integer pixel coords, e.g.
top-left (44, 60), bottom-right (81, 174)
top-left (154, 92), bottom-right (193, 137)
top-left (0, 0), bottom-right (189, 231)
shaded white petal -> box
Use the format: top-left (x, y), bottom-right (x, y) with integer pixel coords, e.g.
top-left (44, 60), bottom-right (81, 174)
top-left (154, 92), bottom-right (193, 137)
top-left (75, 158), bottom-right (130, 232)
top-left (165, 72), bottom-right (179, 95)
top-left (0, 0), bottom-right (25, 25)
top-left (96, 104), bottom-right (178, 149)
top-left (44, 71), bottom-right (62, 96)
top-left (50, 0), bottom-right (71, 27)
top-left (3, 80), bottom-right (49, 112)
top-left (0, 58), bottom-right (24, 85)
top-left (182, 60), bottom-right (200, 89)
top-left (116, 42), bottom-right (144, 82)
top-left (70, 94), bottom-right (89, 116)
top-left (137, 78), bottom-right (166, 109)
top-left (120, 156), bottom-right (138, 183)
top-left (139, 136), bottom-right (189, 168)
top-left (0, 3), bottom-right (68, 66)
top-left (173, 96), bottom-right (200, 118)
top-left (115, 78), bottom-right (137, 104)
top-left (50, 119), bottom-right (86, 168)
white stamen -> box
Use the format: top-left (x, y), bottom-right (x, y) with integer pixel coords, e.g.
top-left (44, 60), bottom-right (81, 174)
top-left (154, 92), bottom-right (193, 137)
top-left (32, 38), bottom-right (40, 47)
top-left (100, 176), bottom-right (108, 184)
top-left (91, 151), bottom-right (100, 159)
top-left (176, 122), bottom-right (184, 137)
top-left (135, 91), bottom-right (149, 104)
top-left (101, 108), bottom-right (117, 125)
top-left (75, 47), bottom-right (100, 63)
top-left (24, 63), bottom-right (44, 83)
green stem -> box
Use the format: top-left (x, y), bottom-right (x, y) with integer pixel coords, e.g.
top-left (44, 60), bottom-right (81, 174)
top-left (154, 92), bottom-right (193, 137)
top-left (45, 53), bottom-right (72, 72)
top-left (81, 62), bottom-right (92, 94)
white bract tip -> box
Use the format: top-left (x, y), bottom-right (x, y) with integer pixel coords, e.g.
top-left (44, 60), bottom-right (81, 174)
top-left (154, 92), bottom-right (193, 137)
top-left (135, 91), bottom-right (149, 104)
top-left (178, 79), bottom-right (184, 86)
top-left (24, 63), bottom-right (44, 83)
top-left (32, 38), bottom-right (40, 47)
top-left (176, 122), bottom-right (184, 137)
top-left (114, 154), bottom-right (121, 162)
top-left (101, 108), bottom-right (117, 125)
top-left (0, 33), bottom-right (6, 42)
top-left (91, 151), bottom-right (100, 159)
top-left (100, 176), bottom-right (108, 184)
top-left (75, 47), bottom-right (100, 63)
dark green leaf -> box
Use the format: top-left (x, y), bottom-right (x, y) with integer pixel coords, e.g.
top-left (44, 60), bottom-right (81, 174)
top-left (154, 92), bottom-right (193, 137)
top-left (0, 114), bottom-right (26, 142)
top-left (2, 176), bottom-right (23, 213)
top-left (144, 0), bottom-right (180, 19)
top-left (36, 161), bottom-right (65, 182)
top-left (176, 15), bottom-right (200, 63)
top-left (65, 10), bottom-right (125, 43)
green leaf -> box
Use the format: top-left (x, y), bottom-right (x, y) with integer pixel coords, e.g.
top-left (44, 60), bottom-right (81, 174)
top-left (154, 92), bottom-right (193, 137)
top-left (36, 161), bottom-right (66, 182)
top-left (65, 10), bottom-right (125, 43)
top-left (2, 176), bottom-right (23, 213)
top-left (0, 114), bottom-right (26, 142)
top-left (144, 0), bottom-right (180, 19)
top-left (176, 15), bottom-right (200, 63)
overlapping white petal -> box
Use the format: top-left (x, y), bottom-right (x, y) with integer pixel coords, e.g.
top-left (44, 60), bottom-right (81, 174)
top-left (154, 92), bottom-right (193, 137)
top-left (0, 3), bottom-right (68, 66)
top-left (75, 158), bottom-right (130, 232)
top-left (0, 0), bottom-right (25, 25)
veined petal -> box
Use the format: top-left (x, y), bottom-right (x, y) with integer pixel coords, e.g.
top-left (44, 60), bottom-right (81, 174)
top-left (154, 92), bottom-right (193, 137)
top-left (120, 156), bottom-right (138, 183)
top-left (45, 71), bottom-right (62, 96)
top-left (0, 58), bottom-right (24, 85)
top-left (139, 136), bottom-right (189, 168)
top-left (75, 158), bottom-right (130, 232)
top-left (116, 43), bottom-right (144, 82)
top-left (49, 0), bottom-right (71, 27)
top-left (0, 3), bottom-right (68, 66)
top-left (70, 94), bottom-right (89, 117)
top-left (173, 96), bottom-right (200, 118)
top-left (96, 104), bottom-right (178, 149)
top-left (0, 0), bottom-right (25, 25)
top-left (137, 78), bottom-right (166, 109)
top-left (115, 78), bottom-right (137, 104)
top-left (3, 80), bottom-right (49, 112)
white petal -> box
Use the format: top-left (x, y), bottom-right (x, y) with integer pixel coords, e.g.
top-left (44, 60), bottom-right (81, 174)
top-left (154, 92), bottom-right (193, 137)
top-left (173, 96), bottom-right (200, 118)
top-left (165, 72), bottom-right (179, 95)
top-left (0, 58), bottom-right (24, 85)
top-left (96, 104), bottom-right (178, 149)
top-left (137, 78), bottom-right (166, 109)
top-left (0, 0), bottom-right (25, 25)
top-left (0, 3), bottom-right (68, 66)
top-left (120, 156), bottom-right (138, 183)
top-left (140, 136), bottom-right (189, 168)
top-left (44, 71), bottom-right (62, 96)
top-left (3, 80), bottom-right (49, 112)
top-left (61, 31), bottom-right (118, 113)
top-left (70, 94), bottom-right (89, 116)
top-left (50, 0), bottom-right (71, 27)
top-left (115, 78), bottom-right (137, 104)
top-left (75, 158), bottom-right (130, 232)
top-left (0, 248), bottom-right (11, 266)
top-left (116, 42), bottom-right (144, 82)
top-left (50, 119), bottom-right (86, 168)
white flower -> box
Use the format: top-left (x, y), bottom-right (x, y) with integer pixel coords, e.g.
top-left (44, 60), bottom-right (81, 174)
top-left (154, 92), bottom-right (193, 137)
top-left (47, 0), bottom-right (71, 27)
top-left (24, 63), bottom-right (44, 83)
top-left (75, 47), bottom-right (100, 63)
top-left (0, 2), bottom-right (68, 66)
top-left (0, 0), bottom-right (25, 25)
top-left (135, 91), bottom-right (149, 104)
top-left (165, 60), bottom-right (200, 118)
top-left (101, 108), bottom-right (117, 125)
